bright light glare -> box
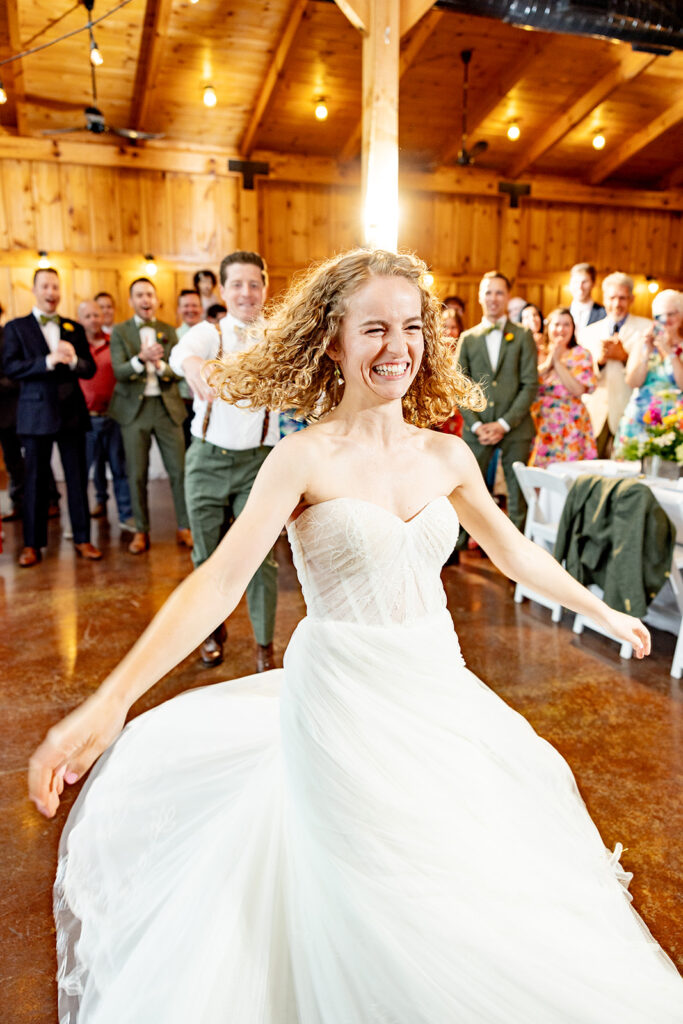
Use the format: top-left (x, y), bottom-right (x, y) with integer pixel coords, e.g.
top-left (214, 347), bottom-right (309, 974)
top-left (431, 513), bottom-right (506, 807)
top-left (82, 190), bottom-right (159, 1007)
top-left (315, 102), bottom-right (328, 121)
top-left (592, 133), bottom-right (606, 151)
top-left (203, 86), bottom-right (217, 108)
top-left (507, 123), bottom-right (520, 141)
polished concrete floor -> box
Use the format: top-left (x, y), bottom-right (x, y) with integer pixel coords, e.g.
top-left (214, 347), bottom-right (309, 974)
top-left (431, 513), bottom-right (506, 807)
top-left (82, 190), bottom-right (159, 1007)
top-left (2, 481), bottom-right (682, 1022)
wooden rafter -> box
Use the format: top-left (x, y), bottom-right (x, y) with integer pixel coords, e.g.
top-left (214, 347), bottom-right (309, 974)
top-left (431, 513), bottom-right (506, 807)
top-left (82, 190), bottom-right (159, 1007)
top-left (334, 0), bottom-right (368, 32)
top-left (130, 0), bottom-right (174, 133)
top-left (660, 164), bottom-right (683, 191)
top-left (400, 0), bottom-right (435, 36)
top-left (340, 7), bottom-right (443, 163)
top-left (5, 0), bottom-right (28, 136)
top-left (439, 34), bottom-right (556, 168)
top-left (587, 95), bottom-right (683, 185)
top-left (507, 50), bottom-right (656, 180)
top-left (241, 0), bottom-right (309, 159)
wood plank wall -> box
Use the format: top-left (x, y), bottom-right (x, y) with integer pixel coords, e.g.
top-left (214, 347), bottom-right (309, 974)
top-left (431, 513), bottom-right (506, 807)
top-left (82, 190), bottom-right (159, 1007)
top-left (0, 158), bottom-right (681, 328)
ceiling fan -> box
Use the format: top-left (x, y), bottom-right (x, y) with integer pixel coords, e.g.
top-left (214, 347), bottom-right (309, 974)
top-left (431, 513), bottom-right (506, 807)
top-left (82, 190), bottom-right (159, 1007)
top-left (41, 0), bottom-right (164, 142)
top-left (456, 49), bottom-right (488, 166)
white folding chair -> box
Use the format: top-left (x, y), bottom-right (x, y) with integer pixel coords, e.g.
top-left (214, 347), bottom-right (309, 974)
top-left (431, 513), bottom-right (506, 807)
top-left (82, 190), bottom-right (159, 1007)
top-left (512, 462), bottom-right (570, 622)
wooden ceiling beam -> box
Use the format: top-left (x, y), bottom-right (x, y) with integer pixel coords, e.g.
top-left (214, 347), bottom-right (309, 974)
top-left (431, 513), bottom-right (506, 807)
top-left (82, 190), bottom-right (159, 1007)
top-left (5, 0), bottom-right (28, 136)
top-left (587, 95), bottom-right (683, 185)
top-left (334, 0), bottom-right (369, 32)
top-left (130, 0), bottom-right (174, 133)
top-left (439, 34), bottom-right (555, 168)
top-left (241, 0), bottom-right (309, 159)
top-left (507, 50), bottom-right (656, 180)
top-left (400, 0), bottom-right (435, 36)
top-left (660, 164), bottom-right (683, 190)
top-left (340, 8), bottom-right (443, 163)
top-left (1, 134), bottom-right (683, 212)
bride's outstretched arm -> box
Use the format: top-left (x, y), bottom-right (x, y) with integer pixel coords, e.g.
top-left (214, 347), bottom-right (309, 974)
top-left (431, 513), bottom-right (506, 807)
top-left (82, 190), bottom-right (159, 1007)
top-left (28, 435), bottom-right (308, 818)
top-left (448, 440), bottom-right (651, 659)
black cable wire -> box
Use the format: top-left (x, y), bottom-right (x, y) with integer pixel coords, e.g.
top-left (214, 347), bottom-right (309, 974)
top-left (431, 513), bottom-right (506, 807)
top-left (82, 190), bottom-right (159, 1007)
top-left (0, 0), bottom-right (134, 70)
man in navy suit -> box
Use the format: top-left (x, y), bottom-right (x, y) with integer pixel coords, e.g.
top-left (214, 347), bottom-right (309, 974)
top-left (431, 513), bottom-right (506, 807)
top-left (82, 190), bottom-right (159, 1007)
top-left (3, 268), bottom-right (102, 566)
top-left (568, 262), bottom-right (605, 340)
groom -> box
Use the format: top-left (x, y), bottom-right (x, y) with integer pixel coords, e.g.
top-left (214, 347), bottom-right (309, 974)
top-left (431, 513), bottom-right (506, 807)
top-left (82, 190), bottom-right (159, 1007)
top-left (456, 271), bottom-right (538, 537)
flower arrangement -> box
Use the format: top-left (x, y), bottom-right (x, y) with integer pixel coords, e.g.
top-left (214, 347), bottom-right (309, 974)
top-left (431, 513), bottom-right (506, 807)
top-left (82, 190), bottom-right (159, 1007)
top-left (620, 392), bottom-right (683, 462)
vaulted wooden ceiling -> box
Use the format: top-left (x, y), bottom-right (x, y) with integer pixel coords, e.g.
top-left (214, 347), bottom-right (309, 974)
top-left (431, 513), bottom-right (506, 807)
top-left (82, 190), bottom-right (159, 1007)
top-left (2, 0), bottom-right (683, 191)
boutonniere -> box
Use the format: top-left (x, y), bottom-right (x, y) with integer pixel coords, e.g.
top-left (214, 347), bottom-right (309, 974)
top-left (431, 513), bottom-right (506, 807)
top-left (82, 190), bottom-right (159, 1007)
top-left (63, 322), bottom-right (74, 332)
top-left (157, 332), bottom-right (167, 343)
top-left (504, 331), bottom-right (514, 342)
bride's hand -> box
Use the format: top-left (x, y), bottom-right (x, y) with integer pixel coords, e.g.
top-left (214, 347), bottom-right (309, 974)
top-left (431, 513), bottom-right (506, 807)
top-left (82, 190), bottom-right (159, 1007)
top-left (596, 608), bottom-right (651, 659)
top-left (28, 692), bottom-right (129, 819)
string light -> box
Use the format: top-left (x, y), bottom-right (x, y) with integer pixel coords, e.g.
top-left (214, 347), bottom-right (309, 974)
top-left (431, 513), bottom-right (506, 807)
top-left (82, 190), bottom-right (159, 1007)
top-left (0, 81), bottom-right (6, 105)
top-left (507, 123), bottom-right (521, 141)
top-left (314, 98), bottom-right (328, 121)
top-left (144, 254), bottom-right (157, 276)
top-left (592, 133), bottom-right (606, 151)
top-left (422, 273), bottom-right (434, 288)
top-left (647, 277), bottom-right (660, 294)
top-left (89, 34), bottom-right (104, 66)
top-left (203, 85), bottom-right (217, 108)
top-left (38, 250), bottom-right (50, 269)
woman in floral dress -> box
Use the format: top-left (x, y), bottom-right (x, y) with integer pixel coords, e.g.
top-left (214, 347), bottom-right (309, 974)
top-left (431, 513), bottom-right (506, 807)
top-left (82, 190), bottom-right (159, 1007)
top-left (529, 307), bottom-right (597, 467)
top-left (613, 289), bottom-right (683, 457)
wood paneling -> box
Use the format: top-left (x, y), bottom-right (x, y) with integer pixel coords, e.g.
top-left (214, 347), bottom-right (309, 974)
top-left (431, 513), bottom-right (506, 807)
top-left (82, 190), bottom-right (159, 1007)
top-left (0, 156), bottom-right (681, 327)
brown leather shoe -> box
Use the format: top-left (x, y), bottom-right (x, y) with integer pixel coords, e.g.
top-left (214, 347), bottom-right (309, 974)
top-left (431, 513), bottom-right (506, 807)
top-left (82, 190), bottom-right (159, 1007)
top-left (91, 502), bottom-right (106, 518)
top-left (74, 541), bottom-right (103, 560)
top-left (128, 532), bottom-right (150, 555)
top-left (47, 502), bottom-right (61, 519)
top-left (256, 642), bottom-right (275, 673)
top-left (176, 528), bottom-right (193, 549)
top-left (18, 546), bottom-right (41, 567)
top-left (199, 624), bottom-right (227, 667)
top-left (1, 508), bottom-right (22, 522)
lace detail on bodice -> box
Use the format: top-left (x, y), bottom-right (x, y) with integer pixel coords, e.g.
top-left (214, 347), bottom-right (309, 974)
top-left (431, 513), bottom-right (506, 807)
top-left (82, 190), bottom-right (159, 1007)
top-left (286, 496), bottom-right (459, 626)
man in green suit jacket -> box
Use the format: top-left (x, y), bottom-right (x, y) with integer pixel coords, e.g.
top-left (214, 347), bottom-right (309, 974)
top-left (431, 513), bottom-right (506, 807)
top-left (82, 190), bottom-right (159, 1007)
top-left (457, 271), bottom-right (539, 536)
top-left (108, 277), bottom-right (191, 554)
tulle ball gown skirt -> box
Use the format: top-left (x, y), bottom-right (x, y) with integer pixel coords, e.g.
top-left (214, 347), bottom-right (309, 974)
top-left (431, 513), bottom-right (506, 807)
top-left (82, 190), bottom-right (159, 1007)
top-left (55, 612), bottom-right (682, 1023)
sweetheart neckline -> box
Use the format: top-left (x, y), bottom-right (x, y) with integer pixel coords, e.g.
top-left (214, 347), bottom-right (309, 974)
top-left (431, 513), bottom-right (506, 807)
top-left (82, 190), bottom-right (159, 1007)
top-left (288, 494), bottom-right (455, 530)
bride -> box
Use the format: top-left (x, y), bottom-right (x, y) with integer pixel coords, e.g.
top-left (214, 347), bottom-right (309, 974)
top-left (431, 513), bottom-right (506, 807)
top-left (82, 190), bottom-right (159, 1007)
top-left (30, 249), bottom-right (682, 1022)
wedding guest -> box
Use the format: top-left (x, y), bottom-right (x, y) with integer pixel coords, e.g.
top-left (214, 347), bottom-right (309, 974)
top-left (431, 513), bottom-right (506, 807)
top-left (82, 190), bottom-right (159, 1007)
top-left (507, 296), bottom-right (527, 324)
top-left (529, 307), bottom-right (597, 467)
top-left (193, 269), bottom-right (219, 313)
top-left (613, 289), bottom-right (683, 456)
top-left (568, 262), bottom-right (605, 339)
top-left (581, 272), bottom-right (652, 457)
top-left (206, 303), bottom-right (227, 326)
top-left (169, 251), bottom-right (279, 671)
top-left (520, 303), bottom-right (546, 358)
top-left (94, 292), bottom-right (116, 340)
top-left (77, 301), bottom-right (134, 531)
top-left (3, 268), bottom-right (102, 565)
top-left (176, 290), bottom-right (203, 339)
top-left (443, 294), bottom-right (465, 319)
top-left (108, 278), bottom-right (192, 555)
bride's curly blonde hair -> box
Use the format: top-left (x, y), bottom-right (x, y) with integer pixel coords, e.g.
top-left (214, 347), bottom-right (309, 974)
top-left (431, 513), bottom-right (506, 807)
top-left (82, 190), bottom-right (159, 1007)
top-left (206, 248), bottom-right (485, 428)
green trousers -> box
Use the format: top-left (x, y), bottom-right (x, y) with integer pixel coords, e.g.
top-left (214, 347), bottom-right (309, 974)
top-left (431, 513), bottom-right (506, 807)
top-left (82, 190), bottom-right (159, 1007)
top-left (457, 432), bottom-right (533, 548)
top-left (184, 439), bottom-right (277, 646)
top-left (120, 397), bottom-right (188, 533)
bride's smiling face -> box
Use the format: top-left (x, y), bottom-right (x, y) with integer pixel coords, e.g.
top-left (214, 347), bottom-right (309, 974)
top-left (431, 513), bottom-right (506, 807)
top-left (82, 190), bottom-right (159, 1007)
top-left (329, 276), bottom-right (424, 402)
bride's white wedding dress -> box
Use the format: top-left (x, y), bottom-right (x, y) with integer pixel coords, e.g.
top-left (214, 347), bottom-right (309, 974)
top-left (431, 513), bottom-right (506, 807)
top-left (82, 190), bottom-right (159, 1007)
top-left (56, 497), bottom-right (682, 1023)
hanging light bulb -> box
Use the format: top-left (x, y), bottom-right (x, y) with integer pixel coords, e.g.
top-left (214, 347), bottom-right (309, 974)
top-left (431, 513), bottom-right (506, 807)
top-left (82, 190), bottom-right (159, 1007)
top-left (592, 133), bottom-right (606, 151)
top-left (314, 98), bottom-right (328, 121)
top-left (190, 0), bottom-right (199, 4)
top-left (144, 254), bottom-right (158, 276)
top-left (203, 85), bottom-right (217, 108)
top-left (89, 33), bottom-right (104, 67)
top-left (647, 277), bottom-right (660, 294)
top-left (507, 122), bottom-right (521, 141)
top-left (0, 81), bottom-right (7, 105)
top-left (38, 250), bottom-right (50, 269)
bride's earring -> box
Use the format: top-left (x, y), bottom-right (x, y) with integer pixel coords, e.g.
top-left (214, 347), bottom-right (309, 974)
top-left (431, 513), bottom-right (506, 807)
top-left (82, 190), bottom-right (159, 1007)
top-left (333, 363), bottom-right (344, 401)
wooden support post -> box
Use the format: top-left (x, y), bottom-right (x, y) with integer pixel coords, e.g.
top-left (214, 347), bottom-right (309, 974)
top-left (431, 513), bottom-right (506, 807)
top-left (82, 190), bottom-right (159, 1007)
top-left (361, 0), bottom-right (400, 249)
top-left (238, 187), bottom-right (260, 252)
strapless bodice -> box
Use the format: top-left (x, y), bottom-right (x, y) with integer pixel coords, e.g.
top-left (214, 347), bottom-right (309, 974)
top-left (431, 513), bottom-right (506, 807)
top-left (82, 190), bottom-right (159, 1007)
top-left (286, 496), bottom-right (459, 626)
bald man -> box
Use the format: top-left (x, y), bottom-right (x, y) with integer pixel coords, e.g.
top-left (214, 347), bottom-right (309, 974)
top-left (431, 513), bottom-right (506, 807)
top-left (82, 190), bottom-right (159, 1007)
top-left (78, 300), bottom-right (134, 530)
